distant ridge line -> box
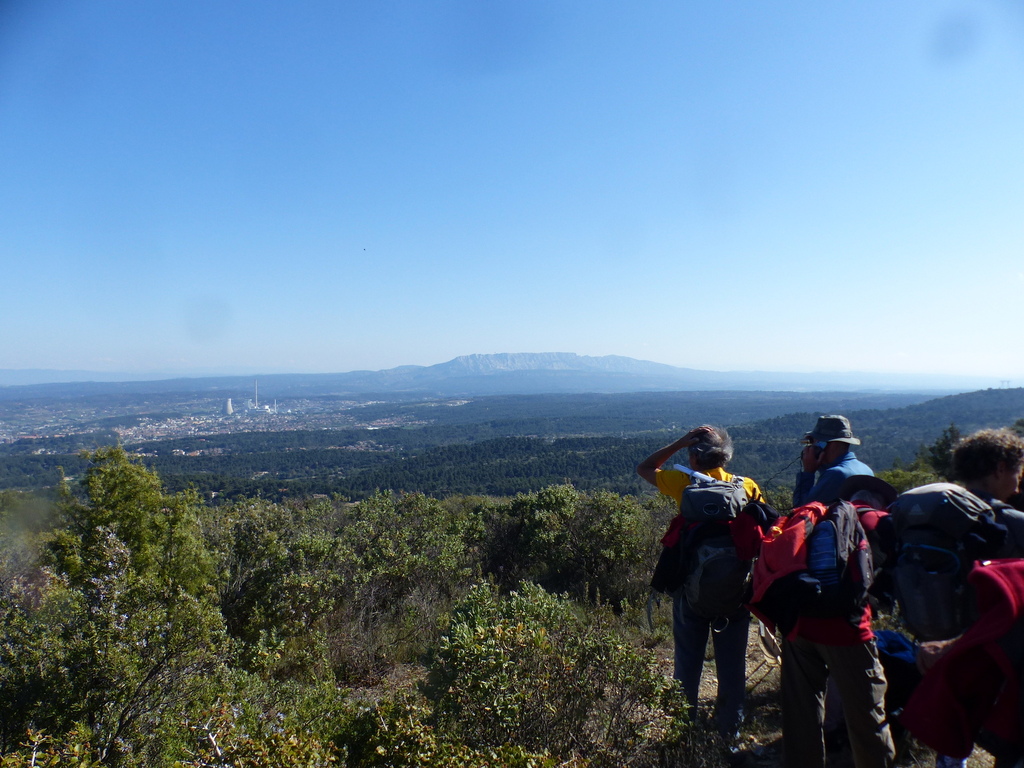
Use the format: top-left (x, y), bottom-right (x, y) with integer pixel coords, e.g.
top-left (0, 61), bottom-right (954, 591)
top-left (0, 352), bottom-right (1005, 397)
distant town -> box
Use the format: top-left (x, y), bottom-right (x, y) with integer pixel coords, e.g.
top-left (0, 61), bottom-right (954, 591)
top-left (0, 380), bottom-right (443, 449)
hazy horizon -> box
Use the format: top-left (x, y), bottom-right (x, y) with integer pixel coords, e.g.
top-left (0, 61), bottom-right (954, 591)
top-left (0, 351), bottom-right (1009, 392)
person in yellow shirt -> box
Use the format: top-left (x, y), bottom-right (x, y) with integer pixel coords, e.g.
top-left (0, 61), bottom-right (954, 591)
top-left (638, 425), bottom-right (763, 739)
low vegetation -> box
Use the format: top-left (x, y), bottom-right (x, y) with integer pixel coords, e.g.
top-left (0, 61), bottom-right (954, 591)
top-left (0, 447), bottom-right (691, 766)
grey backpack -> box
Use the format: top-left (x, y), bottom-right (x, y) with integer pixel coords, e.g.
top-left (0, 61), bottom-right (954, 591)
top-left (680, 475), bottom-right (750, 522)
top-left (889, 483), bottom-right (1004, 641)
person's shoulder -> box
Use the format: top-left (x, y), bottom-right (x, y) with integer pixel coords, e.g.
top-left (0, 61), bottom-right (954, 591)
top-left (717, 470), bottom-right (763, 501)
top-left (844, 453), bottom-right (874, 476)
top-left (854, 462), bottom-right (875, 477)
top-left (987, 504), bottom-right (1024, 556)
top-left (655, 468), bottom-right (687, 498)
top-left (740, 476), bottom-right (764, 500)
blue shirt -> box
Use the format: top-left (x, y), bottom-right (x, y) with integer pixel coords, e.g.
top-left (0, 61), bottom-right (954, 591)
top-left (793, 449), bottom-right (873, 507)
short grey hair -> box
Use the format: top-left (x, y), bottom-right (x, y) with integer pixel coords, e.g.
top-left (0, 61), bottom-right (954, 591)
top-left (689, 426), bottom-right (734, 470)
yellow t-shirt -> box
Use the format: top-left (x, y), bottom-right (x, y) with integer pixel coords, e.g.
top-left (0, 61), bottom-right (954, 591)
top-left (655, 466), bottom-right (764, 507)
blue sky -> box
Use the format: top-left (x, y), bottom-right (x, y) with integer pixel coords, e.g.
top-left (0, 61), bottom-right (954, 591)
top-left (2, 1), bottom-right (1023, 381)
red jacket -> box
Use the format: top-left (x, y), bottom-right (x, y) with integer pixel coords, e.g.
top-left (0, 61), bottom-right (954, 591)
top-left (901, 559), bottom-right (1024, 760)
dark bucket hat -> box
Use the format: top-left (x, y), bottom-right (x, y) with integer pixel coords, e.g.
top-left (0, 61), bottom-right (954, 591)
top-left (804, 414), bottom-right (861, 446)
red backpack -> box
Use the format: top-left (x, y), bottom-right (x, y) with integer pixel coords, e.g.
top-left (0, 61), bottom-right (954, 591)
top-left (750, 500), bottom-right (873, 636)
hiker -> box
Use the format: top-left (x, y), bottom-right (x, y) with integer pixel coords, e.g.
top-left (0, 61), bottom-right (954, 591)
top-left (795, 415), bottom-right (874, 507)
top-left (898, 429), bottom-right (1024, 768)
top-left (820, 476), bottom-right (899, 753)
top-left (779, 545), bottom-right (895, 767)
top-left (637, 425), bottom-right (764, 739)
top-left (750, 492), bottom-right (896, 768)
top-left (951, 428), bottom-right (1024, 556)
top-left (885, 432), bottom-right (1024, 768)
top-left (900, 559), bottom-right (1024, 767)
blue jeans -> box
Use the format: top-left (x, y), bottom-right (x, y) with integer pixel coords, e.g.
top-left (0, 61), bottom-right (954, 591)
top-left (673, 595), bottom-right (750, 736)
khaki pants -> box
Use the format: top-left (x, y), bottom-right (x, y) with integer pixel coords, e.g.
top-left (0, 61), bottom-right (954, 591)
top-left (781, 636), bottom-right (895, 768)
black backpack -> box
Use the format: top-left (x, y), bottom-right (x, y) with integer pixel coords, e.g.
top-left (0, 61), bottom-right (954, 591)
top-left (888, 483), bottom-right (1006, 641)
top-left (680, 522), bottom-right (751, 618)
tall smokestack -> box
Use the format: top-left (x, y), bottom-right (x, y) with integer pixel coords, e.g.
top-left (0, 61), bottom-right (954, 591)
top-left (254, 378), bottom-right (258, 409)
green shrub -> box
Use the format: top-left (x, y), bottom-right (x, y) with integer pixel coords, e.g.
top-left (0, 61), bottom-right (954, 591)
top-left (481, 486), bottom-right (662, 607)
top-left (334, 696), bottom-right (571, 768)
top-left (175, 703), bottom-right (338, 768)
top-left (762, 484), bottom-right (795, 514)
top-left (1, 448), bottom-right (225, 765)
top-left (0, 728), bottom-right (102, 768)
top-left (202, 497), bottom-right (344, 682)
top-left (878, 454), bottom-right (941, 493)
top-left (328, 491), bottom-right (482, 682)
top-left (200, 489), bottom-right (483, 684)
top-left (422, 583), bottom-right (686, 766)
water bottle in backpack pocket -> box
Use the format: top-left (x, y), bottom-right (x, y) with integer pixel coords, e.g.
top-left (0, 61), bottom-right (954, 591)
top-left (806, 518), bottom-right (841, 607)
top-left (750, 500), bottom-right (873, 633)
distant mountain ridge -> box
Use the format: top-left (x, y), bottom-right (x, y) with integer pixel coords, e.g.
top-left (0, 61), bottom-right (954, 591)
top-left (0, 352), bottom-right (1003, 399)
top-left (433, 353), bottom-right (683, 376)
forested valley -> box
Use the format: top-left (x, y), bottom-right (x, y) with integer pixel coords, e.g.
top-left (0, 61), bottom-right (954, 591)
top-left (3, 388), bottom-right (1024, 505)
top-left (2, 387), bottom-right (1024, 765)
